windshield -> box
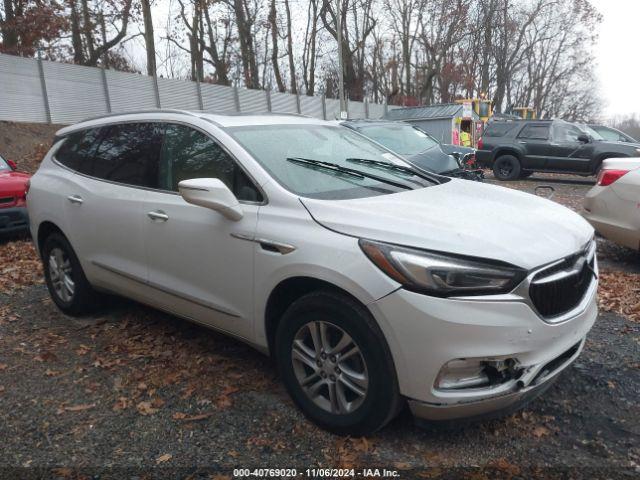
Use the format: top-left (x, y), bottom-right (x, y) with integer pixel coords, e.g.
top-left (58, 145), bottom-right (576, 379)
top-left (0, 155), bottom-right (9, 171)
top-left (356, 124), bottom-right (439, 156)
top-left (228, 124), bottom-right (433, 200)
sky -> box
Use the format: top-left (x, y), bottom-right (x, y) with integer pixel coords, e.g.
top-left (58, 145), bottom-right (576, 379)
top-left (591, 0), bottom-right (640, 118)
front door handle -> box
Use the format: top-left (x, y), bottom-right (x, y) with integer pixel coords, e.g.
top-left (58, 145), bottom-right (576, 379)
top-left (67, 195), bottom-right (83, 205)
top-left (147, 210), bottom-right (169, 222)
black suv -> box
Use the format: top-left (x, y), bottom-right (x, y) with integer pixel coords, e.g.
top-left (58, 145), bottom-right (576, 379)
top-left (476, 119), bottom-right (640, 180)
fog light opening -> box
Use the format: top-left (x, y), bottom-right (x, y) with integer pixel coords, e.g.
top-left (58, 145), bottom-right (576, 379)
top-left (435, 357), bottom-right (523, 391)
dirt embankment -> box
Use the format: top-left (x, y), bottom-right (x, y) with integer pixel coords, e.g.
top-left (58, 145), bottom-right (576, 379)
top-left (0, 121), bottom-right (63, 174)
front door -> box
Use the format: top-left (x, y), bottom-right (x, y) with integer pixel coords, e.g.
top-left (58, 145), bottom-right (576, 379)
top-left (548, 122), bottom-right (594, 172)
top-left (143, 123), bottom-right (262, 340)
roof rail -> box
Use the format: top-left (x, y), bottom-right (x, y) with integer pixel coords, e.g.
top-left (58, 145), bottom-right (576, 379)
top-left (79, 109), bottom-right (200, 124)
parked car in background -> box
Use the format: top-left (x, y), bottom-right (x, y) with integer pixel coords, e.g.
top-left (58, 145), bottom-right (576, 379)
top-left (0, 153), bottom-right (30, 236)
top-left (29, 111), bottom-right (597, 435)
top-left (583, 158), bottom-right (640, 251)
top-left (588, 124), bottom-right (637, 144)
top-left (341, 120), bottom-right (482, 181)
top-left (476, 119), bottom-right (640, 180)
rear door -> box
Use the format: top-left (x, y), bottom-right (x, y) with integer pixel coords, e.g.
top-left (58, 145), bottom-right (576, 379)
top-left (515, 123), bottom-right (551, 170)
top-left (60, 122), bottom-right (163, 290)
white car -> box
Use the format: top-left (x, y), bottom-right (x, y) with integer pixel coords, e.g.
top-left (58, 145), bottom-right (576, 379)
top-left (583, 158), bottom-right (640, 251)
top-left (27, 110), bottom-right (598, 435)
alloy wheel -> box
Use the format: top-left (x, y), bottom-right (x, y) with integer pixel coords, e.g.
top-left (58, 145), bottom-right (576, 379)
top-left (48, 247), bottom-right (75, 303)
top-left (291, 320), bottom-right (369, 415)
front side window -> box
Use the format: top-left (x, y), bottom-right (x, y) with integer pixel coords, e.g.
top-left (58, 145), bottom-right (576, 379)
top-left (228, 124), bottom-right (433, 200)
top-left (159, 124), bottom-right (262, 202)
top-left (356, 124), bottom-right (438, 156)
top-left (78, 123), bottom-right (163, 188)
top-left (551, 121), bottom-right (585, 143)
top-left (517, 124), bottom-right (550, 140)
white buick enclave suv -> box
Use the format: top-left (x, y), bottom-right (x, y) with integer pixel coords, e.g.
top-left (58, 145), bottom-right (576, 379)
top-left (28, 110), bottom-right (598, 435)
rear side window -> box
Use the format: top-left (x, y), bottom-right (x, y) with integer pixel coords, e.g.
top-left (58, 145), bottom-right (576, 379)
top-left (482, 123), bottom-right (516, 137)
top-left (55, 128), bottom-right (102, 171)
top-left (79, 123), bottom-right (164, 188)
top-left (159, 124), bottom-right (262, 202)
top-left (517, 124), bottom-right (550, 140)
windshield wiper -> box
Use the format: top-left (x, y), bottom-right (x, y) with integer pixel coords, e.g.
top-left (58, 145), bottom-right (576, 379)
top-left (346, 157), bottom-right (436, 183)
top-left (286, 157), bottom-right (413, 190)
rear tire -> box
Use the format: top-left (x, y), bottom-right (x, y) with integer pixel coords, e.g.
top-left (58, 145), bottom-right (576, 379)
top-left (42, 233), bottom-right (100, 316)
top-left (493, 155), bottom-right (521, 181)
top-left (275, 290), bottom-right (401, 436)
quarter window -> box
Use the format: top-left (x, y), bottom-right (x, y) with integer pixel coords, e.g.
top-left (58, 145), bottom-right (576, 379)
top-left (80, 123), bottom-right (163, 188)
top-left (55, 128), bottom-right (103, 171)
top-left (517, 124), bottom-right (550, 140)
top-left (159, 124), bottom-right (262, 202)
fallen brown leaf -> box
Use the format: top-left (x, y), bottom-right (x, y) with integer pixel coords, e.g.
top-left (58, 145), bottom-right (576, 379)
top-left (532, 425), bottom-right (550, 438)
top-left (136, 401), bottom-right (159, 415)
top-left (155, 453), bottom-right (172, 464)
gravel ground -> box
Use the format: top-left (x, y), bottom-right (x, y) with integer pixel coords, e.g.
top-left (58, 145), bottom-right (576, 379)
top-left (0, 173), bottom-right (639, 479)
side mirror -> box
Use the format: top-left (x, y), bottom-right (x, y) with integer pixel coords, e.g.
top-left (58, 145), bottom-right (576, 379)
top-left (577, 134), bottom-right (590, 144)
top-left (6, 159), bottom-right (17, 170)
top-left (178, 178), bottom-right (244, 221)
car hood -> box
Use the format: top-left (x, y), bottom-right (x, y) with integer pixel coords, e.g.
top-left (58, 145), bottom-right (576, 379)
top-left (300, 179), bottom-right (593, 270)
top-left (0, 171), bottom-right (30, 194)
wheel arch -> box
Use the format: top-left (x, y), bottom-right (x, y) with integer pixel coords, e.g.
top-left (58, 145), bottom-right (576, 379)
top-left (36, 221), bottom-right (66, 259)
top-left (264, 276), bottom-right (373, 358)
top-left (494, 148), bottom-right (522, 161)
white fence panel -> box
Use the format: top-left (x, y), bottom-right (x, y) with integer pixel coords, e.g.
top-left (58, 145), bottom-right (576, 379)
top-left (44, 61), bottom-right (107, 124)
top-left (348, 100), bottom-right (366, 119)
top-left (238, 88), bottom-right (268, 112)
top-left (106, 69), bottom-right (157, 113)
top-left (368, 102), bottom-right (386, 119)
top-left (0, 54), bottom-right (388, 124)
top-left (201, 83), bottom-right (237, 113)
top-left (270, 91), bottom-right (298, 114)
top-left (300, 96), bottom-right (324, 119)
top-left (158, 77), bottom-right (200, 110)
top-left (324, 98), bottom-right (341, 120)
top-left (0, 55), bottom-right (47, 123)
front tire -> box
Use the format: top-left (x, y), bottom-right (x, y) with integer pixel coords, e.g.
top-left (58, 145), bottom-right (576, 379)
top-left (42, 233), bottom-right (99, 316)
top-left (493, 154), bottom-right (521, 181)
top-left (275, 291), bottom-right (401, 436)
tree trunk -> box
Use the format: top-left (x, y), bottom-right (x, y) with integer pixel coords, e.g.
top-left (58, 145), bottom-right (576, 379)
top-left (70, 0), bottom-right (85, 64)
top-left (268, 0), bottom-right (286, 92)
top-left (284, 0), bottom-right (297, 94)
top-left (141, 0), bottom-right (157, 76)
top-left (1, 0), bottom-right (18, 53)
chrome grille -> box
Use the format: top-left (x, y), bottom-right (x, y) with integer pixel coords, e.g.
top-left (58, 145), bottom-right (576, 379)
top-left (529, 242), bottom-right (596, 319)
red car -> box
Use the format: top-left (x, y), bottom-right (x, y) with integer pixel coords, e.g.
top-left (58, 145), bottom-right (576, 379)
top-left (0, 154), bottom-right (30, 235)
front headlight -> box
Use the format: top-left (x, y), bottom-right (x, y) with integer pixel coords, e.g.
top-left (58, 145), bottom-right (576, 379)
top-left (359, 239), bottom-right (527, 297)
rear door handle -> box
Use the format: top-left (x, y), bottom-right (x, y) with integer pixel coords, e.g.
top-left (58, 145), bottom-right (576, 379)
top-left (67, 195), bottom-right (83, 205)
top-left (147, 210), bottom-right (169, 222)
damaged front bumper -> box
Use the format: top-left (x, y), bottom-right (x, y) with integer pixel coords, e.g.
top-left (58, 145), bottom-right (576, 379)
top-left (368, 271), bottom-right (597, 423)
top-left (407, 338), bottom-right (584, 421)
